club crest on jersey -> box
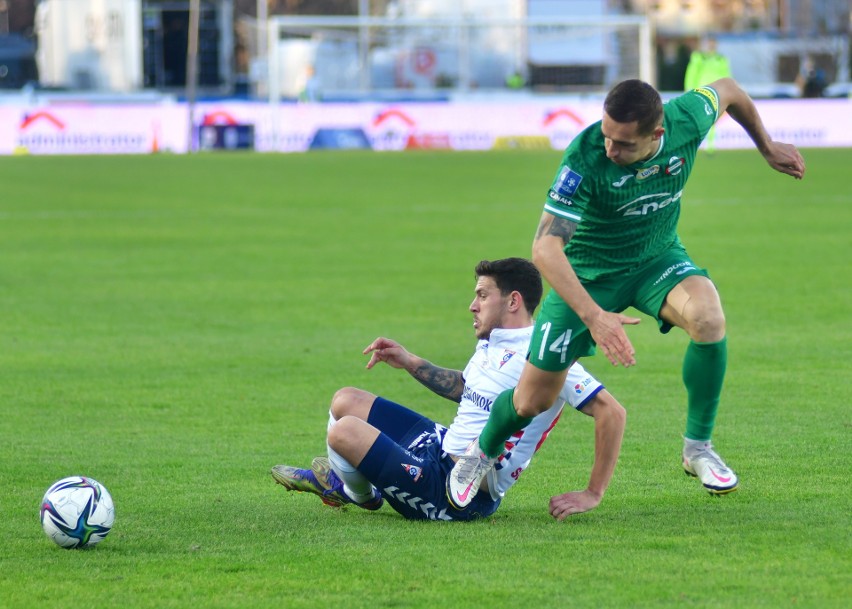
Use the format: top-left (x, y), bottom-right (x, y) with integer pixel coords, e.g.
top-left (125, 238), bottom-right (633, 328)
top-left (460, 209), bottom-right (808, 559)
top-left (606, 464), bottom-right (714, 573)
top-left (666, 156), bottom-right (685, 175)
top-left (499, 350), bottom-right (516, 368)
top-left (554, 165), bottom-right (583, 197)
top-left (403, 464), bottom-right (422, 482)
top-left (636, 165), bottom-right (660, 181)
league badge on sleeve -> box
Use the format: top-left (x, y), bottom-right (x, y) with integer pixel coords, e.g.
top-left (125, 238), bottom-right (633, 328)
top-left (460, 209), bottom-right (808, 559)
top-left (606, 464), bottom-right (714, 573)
top-left (554, 166), bottom-right (583, 197)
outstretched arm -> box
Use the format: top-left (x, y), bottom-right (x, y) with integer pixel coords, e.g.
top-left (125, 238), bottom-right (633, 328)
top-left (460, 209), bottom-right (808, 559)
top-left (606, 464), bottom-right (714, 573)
top-left (710, 77), bottom-right (806, 179)
top-left (549, 390), bottom-right (626, 520)
top-left (363, 337), bottom-right (464, 403)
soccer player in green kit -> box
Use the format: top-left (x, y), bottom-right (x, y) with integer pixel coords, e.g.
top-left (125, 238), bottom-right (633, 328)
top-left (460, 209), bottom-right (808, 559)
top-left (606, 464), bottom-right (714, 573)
top-left (448, 78), bottom-right (806, 516)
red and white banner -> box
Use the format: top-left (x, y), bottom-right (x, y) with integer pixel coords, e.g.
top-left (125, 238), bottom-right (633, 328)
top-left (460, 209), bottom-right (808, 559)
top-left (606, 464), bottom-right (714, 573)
top-left (0, 98), bottom-right (849, 155)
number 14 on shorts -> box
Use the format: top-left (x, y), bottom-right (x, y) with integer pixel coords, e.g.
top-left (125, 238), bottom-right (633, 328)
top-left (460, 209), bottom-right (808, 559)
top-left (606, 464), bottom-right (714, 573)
top-left (538, 322), bottom-right (572, 364)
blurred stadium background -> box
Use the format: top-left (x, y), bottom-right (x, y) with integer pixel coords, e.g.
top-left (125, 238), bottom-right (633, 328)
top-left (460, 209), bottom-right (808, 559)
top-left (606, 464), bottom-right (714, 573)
top-left (0, 0), bottom-right (849, 153)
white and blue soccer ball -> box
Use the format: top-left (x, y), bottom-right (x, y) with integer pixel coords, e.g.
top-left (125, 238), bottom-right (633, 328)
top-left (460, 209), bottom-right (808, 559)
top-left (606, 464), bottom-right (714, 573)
top-left (40, 476), bottom-right (115, 549)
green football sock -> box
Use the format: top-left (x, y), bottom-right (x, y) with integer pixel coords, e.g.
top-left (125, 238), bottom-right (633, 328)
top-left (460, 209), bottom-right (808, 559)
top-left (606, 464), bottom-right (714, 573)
top-left (682, 337), bottom-right (727, 441)
top-left (479, 389), bottom-right (534, 458)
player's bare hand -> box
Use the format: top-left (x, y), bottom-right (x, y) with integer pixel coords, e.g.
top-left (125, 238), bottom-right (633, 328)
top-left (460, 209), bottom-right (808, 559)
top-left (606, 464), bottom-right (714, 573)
top-left (549, 490), bottom-right (602, 521)
top-left (586, 310), bottom-right (640, 367)
top-left (363, 337), bottom-right (411, 370)
top-left (763, 141), bottom-right (805, 179)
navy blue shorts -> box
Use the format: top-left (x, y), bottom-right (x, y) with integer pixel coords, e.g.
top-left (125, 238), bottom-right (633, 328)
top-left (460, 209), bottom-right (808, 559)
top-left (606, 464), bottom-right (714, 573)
top-left (357, 397), bottom-right (501, 521)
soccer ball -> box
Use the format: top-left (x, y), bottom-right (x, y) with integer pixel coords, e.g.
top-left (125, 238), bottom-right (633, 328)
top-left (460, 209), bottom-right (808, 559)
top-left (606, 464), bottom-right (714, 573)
top-left (40, 476), bottom-right (115, 549)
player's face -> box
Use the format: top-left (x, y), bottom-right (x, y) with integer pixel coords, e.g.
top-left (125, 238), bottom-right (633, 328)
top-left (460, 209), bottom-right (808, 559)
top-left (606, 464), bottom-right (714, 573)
top-left (469, 276), bottom-right (510, 340)
top-left (601, 113), bottom-right (663, 166)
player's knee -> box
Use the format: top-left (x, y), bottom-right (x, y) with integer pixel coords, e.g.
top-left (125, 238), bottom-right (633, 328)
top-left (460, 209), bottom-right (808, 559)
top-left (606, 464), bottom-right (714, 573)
top-left (691, 309), bottom-right (726, 341)
top-left (514, 373), bottom-right (566, 418)
top-left (684, 301), bottom-right (726, 342)
top-left (330, 387), bottom-right (361, 419)
top-left (327, 415), bottom-right (358, 452)
top-left (514, 394), bottom-right (552, 418)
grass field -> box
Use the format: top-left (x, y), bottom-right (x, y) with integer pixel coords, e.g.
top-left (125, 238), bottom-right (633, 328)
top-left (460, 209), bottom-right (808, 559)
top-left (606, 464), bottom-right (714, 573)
top-left (0, 148), bottom-right (849, 608)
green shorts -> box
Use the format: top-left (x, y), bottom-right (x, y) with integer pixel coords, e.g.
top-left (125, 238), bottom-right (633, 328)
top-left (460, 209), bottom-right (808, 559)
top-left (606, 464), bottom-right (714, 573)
top-left (528, 245), bottom-right (711, 372)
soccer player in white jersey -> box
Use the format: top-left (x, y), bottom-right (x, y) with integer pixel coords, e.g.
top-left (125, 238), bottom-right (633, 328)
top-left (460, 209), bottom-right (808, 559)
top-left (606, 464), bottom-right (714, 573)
top-left (272, 258), bottom-right (625, 521)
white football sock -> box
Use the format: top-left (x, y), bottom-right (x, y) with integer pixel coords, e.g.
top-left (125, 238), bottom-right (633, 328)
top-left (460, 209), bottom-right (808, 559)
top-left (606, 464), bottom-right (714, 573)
top-left (327, 445), bottom-right (375, 502)
top-left (684, 437), bottom-right (711, 455)
top-left (327, 411), bottom-right (375, 502)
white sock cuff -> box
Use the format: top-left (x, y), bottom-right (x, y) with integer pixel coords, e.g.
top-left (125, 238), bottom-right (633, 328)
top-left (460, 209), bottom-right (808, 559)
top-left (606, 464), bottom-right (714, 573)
top-left (684, 437), bottom-right (711, 451)
top-left (327, 445), bottom-right (373, 498)
top-left (342, 484), bottom-right (376, 504)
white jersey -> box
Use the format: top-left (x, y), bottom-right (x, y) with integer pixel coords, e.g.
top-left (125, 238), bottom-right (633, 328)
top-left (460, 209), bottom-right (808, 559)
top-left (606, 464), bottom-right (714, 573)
top-left (441, 326), bottom-right (603, 501)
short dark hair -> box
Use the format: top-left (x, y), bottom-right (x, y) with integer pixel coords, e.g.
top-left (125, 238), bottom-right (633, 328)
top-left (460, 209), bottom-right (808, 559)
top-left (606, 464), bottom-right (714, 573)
top-left (475, 258), bottom-right (543, 315)
top-left (603, 79), bottom-right (663, 136)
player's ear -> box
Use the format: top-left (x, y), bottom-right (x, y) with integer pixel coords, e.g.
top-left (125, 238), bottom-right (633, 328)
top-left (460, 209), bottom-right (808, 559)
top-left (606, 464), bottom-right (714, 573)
top-left (509, 291), bottom-right (522, 312)
top-left (653, 126), bottom-right (665, 140)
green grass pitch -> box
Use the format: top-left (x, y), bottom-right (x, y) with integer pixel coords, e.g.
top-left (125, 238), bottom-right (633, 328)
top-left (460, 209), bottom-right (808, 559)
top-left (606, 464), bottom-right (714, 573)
top-left (0, 149), bottom-right (849, 608)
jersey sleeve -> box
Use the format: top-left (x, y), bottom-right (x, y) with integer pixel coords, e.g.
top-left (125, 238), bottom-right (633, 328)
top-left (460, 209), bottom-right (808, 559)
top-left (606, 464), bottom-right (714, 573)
top-left (544, 153), bottom-right (590, 223)
top-left (677, 85), bottom-right (721, 142)
top-left (559, 362), bottom-right (604, 409)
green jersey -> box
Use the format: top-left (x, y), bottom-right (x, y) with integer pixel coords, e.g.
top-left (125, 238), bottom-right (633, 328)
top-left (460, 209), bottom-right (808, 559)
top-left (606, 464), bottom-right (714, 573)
top-left (544, 86), bottom-right (720, 281)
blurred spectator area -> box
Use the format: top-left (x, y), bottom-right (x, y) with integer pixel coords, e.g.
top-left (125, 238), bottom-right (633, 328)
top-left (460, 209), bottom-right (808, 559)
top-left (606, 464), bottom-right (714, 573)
top-left (779, 51), bottom-right (836, 83)
top-left (2, 0), bottom-right (850, 97)
top-left (0, 32), bottom-right (37, 88)
top-left (0, 0), bottom-right (35, 35)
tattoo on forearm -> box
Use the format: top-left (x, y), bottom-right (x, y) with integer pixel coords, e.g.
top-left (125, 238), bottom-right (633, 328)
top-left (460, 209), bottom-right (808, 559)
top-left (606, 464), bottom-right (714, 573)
top-left (412, 363), bottom-right (464, 402)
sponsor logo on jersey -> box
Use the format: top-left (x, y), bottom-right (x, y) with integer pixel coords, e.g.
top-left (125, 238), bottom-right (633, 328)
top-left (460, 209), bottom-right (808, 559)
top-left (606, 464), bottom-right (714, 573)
top-left (666, 156), bottom-right (685, 175)
top-left (694, 87), bottom-right (719, 113)
top-left (499, 350), bottom-right (516, 368)
top-left (612, 174), bottom-right (634, 188)
top-left (554, 165), bottom-right (583, 197)
top-left (653, 261), bottom-right (696, 285)
top-left (547, 190), bottom-right (573, 206)
top-left (573, 376), bottom-right (594, 395)
top-left (462, 385), bottom-right (493, 412)
top-left (636, 165), bottom-right (660, 181)
top-left (617, 190), bottom-right (683, 217)
top-left (402, 464), bottom-right (423, 482)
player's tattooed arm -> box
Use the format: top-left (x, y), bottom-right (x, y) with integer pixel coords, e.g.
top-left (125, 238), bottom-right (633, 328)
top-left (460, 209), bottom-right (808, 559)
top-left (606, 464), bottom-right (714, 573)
top-left (410, 363), bottom-right (464, 402)
top-left (535, 213), bottom-right (578, 246)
